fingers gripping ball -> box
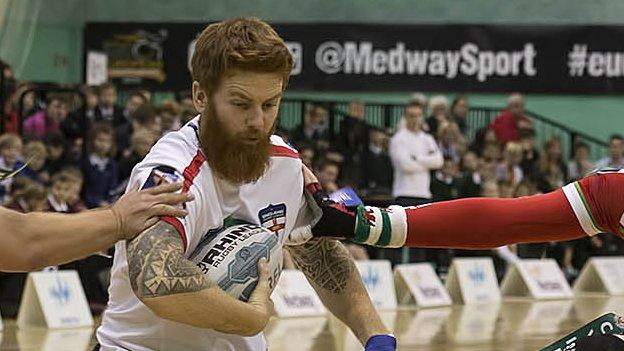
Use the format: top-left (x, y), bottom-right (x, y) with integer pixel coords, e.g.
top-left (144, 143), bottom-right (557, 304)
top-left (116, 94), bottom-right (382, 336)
top-left (192, 224), bottom-right (283, 301)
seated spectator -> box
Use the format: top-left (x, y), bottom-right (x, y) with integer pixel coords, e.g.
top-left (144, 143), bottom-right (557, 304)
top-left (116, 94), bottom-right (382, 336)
top-left (535, 137), bottom-right (568, 193)
top-left (3, 83), bottom-right (36, 134)
top-left (482, 142), bottom-right (502, 163)
top-left (340, 100), bottom-right (369, 152)
top-left (61, 85), bottom-right (99, 141)
top-left (5, 177), bottom-right (48, 213)
top-left (568, 141), bottom-right (595, 181)
top-left (116, 103), bottom-right (160, 155)
top-left (450, 95), bottom-right (469, 134)
top-left (119, 129), bottom-right (157, 184)
top-left (83, 124), bottom-right (118, 208)
top-left (458, 151), bottom-right (482, 198)
top-left (478, 157), bottom-right (498, 184)
top-left (158, 100), bottom-right (182, 133)
top-left (437, 122), bottom-right (466, 163)
top-left (489, 93), bottom-right (533, 144)
top-left (21, 140), bottom-right (49, 184)
top-left (95, 82), bottom-right (124, 126)
top-left (44, 132), bottom-right (75, 176)
top-left (291, 104), bottom-right (331, 150)
top-left (497, 142), bottom-right (524, 185)
top-left (47, 170), bottom-right (84, 213)
top-left (23, 93), bottom-right (69, 140)
top-left (360, 128), bottom-right (393, 194)
top-left (430, 157), bottom-right (460, 201)
top-left (61, 166), bottom-right (87, 212)
top-left (470, 128), bottom-right (499, 157)
top-left (122, 91), bottom-right (148, 124)
top-left (425, 95), bottom-right (450, 136)
top-left (519, 128), bottom-right (540, 181)
top-left (595, 134), bottom-right (624, 169)
top-left (0, 133), bottom-right (24, 203)
top-left (316, 160), bottom-right (340, 194)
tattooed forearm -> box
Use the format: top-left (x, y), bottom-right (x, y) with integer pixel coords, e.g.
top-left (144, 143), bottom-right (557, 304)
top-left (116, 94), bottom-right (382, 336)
top-left (127, 221), bottom-right (211, 299)
top-left (287, 238), bottom-right (354, 294)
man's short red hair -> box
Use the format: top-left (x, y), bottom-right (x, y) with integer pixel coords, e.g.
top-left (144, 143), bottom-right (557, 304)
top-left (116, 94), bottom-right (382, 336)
top-left (191, 17), bottom-right (293, 95)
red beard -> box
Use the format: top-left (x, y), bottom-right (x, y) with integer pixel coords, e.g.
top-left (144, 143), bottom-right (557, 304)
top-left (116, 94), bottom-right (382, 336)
top-left (200, 106), bottom-right (271, 184)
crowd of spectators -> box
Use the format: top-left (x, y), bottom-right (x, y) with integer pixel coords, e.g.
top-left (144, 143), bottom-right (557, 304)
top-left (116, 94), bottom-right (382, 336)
top-left (281, 92), bottom-right (624, 281)
top-left (1, 58), bottom-right (622, 313)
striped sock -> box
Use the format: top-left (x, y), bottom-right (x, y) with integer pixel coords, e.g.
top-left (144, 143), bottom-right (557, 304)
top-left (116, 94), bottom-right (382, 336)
top-left (353, 205), bottom-right (407, 248)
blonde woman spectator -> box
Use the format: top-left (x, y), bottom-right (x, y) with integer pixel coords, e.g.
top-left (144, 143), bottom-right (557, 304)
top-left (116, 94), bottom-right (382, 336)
top-left (425, 95), bottom-right (449, 135)
top-left (536, 137), bottom-right (568, 193)
top-left (568, 141), bottom-right (595, 181)
top-left (497, 142), bottom-right (524, 185)
top-left (437, 122), bottom-right (467, 163)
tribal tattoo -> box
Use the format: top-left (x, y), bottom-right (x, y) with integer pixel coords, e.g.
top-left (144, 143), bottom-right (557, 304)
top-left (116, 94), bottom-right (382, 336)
top-left (127, 221), bottom-right (211, 298)
top-left (287, 238), bottom-right (354, 294)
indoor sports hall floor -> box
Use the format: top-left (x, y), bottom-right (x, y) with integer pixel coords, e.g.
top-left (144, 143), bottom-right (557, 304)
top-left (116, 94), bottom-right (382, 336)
top-left (1, 295), bottom-right (622, 350)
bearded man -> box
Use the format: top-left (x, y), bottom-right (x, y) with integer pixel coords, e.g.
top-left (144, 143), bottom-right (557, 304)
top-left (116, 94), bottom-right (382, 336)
top-left (95, 17), bottom-right (395, 351)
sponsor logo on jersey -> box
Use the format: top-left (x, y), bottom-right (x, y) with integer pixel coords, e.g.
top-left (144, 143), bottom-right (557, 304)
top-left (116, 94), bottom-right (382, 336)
top-left (258, 203), bottom-right (287, 235)
top-left (142, 166), bottom-right (182, 189)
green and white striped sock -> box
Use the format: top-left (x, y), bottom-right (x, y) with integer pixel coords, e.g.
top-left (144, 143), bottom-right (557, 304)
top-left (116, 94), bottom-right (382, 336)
top-left (353, 205), bottom-right (408, 248)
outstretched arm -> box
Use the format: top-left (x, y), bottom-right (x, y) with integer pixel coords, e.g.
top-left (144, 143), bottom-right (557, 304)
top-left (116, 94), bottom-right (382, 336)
top-left (287, 238), bottom-right (389, 345)
top-left (0, 182), bottom-right (191, 271)
top-left (127, 220), bottom-right (273, 336)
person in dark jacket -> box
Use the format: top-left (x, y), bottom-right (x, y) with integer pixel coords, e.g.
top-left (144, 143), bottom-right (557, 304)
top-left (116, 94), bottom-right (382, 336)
top-left (83, 124), bottom-right (118, 208)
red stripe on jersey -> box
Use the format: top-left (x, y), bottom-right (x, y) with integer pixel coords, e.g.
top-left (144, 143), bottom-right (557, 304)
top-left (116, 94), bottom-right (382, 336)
top-left (160, 150), bottom-right (205, 251)
top-left (161, 216), bottom-right (188, 249)
top-left (183, 150), bottom-right (206, 193)
top-left (271, 145), bottom-right (299, 159)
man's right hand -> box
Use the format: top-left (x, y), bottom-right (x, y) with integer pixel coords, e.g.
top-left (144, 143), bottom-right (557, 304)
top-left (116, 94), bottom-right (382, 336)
top-left (111, 182), bottom-right (194, 240)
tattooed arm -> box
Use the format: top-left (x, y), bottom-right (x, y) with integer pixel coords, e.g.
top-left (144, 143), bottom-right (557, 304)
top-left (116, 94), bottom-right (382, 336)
top-left (287, 238), bottom-right (389, 345)
top-left (127, 221), bottom-right (273, 336)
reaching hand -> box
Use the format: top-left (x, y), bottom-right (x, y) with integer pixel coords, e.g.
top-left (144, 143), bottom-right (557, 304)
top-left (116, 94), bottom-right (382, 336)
top-left (111, 182), bottom-right (194, 240)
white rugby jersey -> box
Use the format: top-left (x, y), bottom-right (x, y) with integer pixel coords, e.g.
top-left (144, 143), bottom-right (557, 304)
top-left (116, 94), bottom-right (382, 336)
top-left (97, 116), bottom-right (308, 351)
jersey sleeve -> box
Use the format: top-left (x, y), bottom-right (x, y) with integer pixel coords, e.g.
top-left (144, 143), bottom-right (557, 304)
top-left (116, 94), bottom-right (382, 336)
top-left (128, 161), bottom-right (205, 255)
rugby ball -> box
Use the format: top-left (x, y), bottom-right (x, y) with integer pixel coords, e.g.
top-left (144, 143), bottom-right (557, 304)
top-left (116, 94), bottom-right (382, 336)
top-left (195, 223), bottom-right (283, 301)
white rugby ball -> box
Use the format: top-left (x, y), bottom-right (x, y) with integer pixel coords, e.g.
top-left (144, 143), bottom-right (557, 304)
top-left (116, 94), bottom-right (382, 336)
top-left (195, 223), bottom-right (283, 301)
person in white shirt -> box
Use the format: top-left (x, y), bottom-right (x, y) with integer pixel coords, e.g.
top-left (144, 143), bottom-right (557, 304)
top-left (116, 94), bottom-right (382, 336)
top-left (387, 102), bottom-right (443, 265)
top-left (389, 102), bottom-right (443, 207)
top-left (96, 17), bottom-right (393, 351)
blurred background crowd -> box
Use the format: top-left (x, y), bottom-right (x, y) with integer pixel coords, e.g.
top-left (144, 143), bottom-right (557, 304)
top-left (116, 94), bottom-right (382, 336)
top-left (1, 57), bottom-right (623, 316)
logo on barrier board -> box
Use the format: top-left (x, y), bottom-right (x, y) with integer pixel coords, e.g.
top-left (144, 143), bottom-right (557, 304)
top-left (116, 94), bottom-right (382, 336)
top-left (49, 276), bottom-right (71, 306)
top-left (468, 264), bottom-right (485, 285)
top-left (361, 265), bottom-right (380, 290)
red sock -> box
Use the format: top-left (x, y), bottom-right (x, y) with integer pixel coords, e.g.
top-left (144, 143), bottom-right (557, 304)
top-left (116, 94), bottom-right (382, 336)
top-left (404, 189), bottom-right (585, 249)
